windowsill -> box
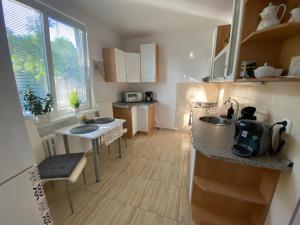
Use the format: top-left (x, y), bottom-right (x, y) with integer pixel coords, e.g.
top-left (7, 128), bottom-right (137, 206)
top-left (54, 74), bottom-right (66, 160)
top-left (26, 108), bottom-right (98, 129)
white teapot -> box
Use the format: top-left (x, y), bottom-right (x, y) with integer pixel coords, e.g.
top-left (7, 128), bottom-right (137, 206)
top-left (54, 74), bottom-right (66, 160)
top-left (289, 7), bottom-right (300, 22)
top-left (257, 3), bottom-right (286, 31)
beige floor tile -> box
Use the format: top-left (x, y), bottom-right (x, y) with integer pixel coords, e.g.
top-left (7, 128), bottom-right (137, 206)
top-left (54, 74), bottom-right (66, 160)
top-left (84, 197), bottom-right (136, 225)
top-left (48, 186), bottom-right (99, 225)
top-left (159, 148), bottom-right (185, 165)
top-left (129, 208), bottom-right (177, 225)
top-left (178, 187), bottom-right (197, 225)
top-left (82, 168), bottom-right (120, 196)
top-left (150, 161), bottom-right (183, 186)
top-left (109, 154), bottom-right (133, 172)
top-left (182, 163), bottom-right (189, 188)
top-left (139, 179), bottom-right (181, 220)
top-left (125, 157), bottom-right (156, 178)
top-left (106, 172), bottom-right (148, 206)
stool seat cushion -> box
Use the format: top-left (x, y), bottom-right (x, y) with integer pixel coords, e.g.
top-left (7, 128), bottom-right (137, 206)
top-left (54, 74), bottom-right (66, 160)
top-left (38, 153), bottom-right (84, 179)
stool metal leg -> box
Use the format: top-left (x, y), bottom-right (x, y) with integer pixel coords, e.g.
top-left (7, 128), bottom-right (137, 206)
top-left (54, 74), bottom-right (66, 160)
top-left (64, 180), bottom-right (74, 214)
top-left (118, 137), bottom-right (122, 158)
top-left (107, 145), bottom-right (111, 155)
top-left (82, 170), bottom-right (87, 186)
top-left (96, 138), bottom-right (100, 155)
top-left (124, 133), bottom-right (127, 147)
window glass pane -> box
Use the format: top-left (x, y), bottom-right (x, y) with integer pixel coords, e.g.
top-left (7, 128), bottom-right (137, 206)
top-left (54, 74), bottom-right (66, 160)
top-left (3, 0), bottom-right (49, 112)
top-left (49, 17), bottom-right (88, 109)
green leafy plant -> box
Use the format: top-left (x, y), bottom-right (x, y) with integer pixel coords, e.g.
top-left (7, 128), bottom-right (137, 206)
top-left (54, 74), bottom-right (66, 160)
top-left (69, 90), bottom-right (81, 109)
top-left (21, 86), bottom-right (54, 116)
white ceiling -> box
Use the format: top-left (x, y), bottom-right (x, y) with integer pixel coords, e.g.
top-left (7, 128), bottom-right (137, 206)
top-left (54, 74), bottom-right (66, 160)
top-left (69, 0), bottom-right (234, 38)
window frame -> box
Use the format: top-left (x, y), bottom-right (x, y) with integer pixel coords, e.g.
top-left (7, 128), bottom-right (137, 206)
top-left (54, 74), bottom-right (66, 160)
top-left (3, 0), bottom-right (92, 118)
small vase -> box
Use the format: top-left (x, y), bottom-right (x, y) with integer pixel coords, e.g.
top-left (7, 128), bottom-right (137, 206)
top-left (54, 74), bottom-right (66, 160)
top-left (74, 108), bottom-right (80, 119)
top-left (36, 114), bottom-right (50, 124)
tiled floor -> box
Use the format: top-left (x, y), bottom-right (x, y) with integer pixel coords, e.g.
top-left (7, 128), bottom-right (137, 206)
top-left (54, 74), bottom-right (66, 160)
top-left (45, 129), bottom-right (197, 225)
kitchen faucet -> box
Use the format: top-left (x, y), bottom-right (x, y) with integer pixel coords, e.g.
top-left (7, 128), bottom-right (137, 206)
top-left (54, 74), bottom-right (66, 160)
top-left (224, 97), bottom-right (239, 120)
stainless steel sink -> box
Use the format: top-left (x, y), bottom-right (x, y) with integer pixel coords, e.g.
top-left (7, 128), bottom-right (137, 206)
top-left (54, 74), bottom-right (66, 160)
top-left (199, 116), bottom-right (232, 126)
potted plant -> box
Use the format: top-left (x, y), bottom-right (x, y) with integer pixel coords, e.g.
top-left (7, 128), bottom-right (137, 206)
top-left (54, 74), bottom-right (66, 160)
top-left (22, 86), bottom-right (54, 123)
top-left (69, 90), bottom-right (81, 116)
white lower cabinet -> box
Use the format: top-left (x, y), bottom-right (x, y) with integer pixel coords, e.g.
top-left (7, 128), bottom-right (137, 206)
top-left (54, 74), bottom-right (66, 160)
top-left (132, 106), bottom-right (138, 135)
top-left (137, 105), bottom-right (148, 132)
top-left (113, 104), bottom-right (155, 138)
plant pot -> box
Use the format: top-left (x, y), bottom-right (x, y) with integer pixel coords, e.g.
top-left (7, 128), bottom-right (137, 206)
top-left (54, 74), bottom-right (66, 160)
top-left (36, 114), bottom-right (51, 124)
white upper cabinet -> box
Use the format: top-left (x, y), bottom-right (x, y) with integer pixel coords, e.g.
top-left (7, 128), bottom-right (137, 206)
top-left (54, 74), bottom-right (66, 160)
top-left (125, 52), bottom-right (141, 82)
top-left (140, 43), bottom-right (159, 82)
top-left (103, 44), bottom-right (159, 83)
top-left (114, 48), bottom-right (127, 82)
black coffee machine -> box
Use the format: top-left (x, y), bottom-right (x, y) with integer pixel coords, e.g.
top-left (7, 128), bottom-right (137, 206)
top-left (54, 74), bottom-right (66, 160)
top-left (232, 106), bottom-right (287, 157)
top-left (145, 91), bottom-right (153, 102)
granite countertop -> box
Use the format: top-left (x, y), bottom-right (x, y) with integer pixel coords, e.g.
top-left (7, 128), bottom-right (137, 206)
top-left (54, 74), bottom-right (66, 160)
top-left (191, 108), bottom-right (293, 172)
top-left (113, 100), bottom-right (158, 108)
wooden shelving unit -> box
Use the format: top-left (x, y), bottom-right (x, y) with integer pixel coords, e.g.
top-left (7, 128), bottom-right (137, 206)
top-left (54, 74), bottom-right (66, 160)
top-left (241, 22), bottom-right (300, 45)
top-left (235, 0), bottom-right (300, 82)
top-left (193, 176), bottom-right (267, 205)
top-left (191, 152), bottom-right (280, 225)
top-left (191, 203), bottom-right (252, 225)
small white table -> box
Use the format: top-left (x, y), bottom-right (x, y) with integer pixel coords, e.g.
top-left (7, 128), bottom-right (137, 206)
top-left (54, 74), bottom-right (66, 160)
top-left (55, 119), bottom-right (125, 183)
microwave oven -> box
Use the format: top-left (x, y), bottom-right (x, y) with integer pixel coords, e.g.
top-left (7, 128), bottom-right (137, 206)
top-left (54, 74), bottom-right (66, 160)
top-left (122, 92), bottom-right (143, 103)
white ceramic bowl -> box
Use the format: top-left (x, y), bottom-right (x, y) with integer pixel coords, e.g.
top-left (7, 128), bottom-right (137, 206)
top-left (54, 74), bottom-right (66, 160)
top-left (254, 64), bottom-right (283, 78)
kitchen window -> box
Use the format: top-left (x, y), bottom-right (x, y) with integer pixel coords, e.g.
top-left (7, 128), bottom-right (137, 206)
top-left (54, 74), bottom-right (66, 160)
top-left (2, 0), bottom-right (91, 118)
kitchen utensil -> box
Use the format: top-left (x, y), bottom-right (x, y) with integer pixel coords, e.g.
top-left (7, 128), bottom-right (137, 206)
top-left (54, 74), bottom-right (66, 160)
top-left (94, 117), bottom-right (115, 124)
top-left (289, 7), bottom-right (300, 22)
top-left (254, 63), bottom-right (283, 78)
top-left (122, 92), bottom-right (142, 103)
top-left (233, 120), bottom-right (271, 157)
top-left (288, 56), bottom-right (300, 76)
top-left (269, 121), bottom-right (288, 155)
top-left (257, 3), bottom-right (286, 31)
top-left (145, 91), bottom-right (153, 102)
top-left (232, 120), bottom-right (287, 157)
top-left (70, 124), bottom-right (99, 134)
top-left (240, 106), bottom-right (257, 120)
top-left (241, 61), bottom-right (256, 78)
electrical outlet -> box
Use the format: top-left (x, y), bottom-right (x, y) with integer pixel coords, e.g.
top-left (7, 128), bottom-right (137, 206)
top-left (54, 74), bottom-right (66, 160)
top-left (283, 118), bottom-right (293, 134)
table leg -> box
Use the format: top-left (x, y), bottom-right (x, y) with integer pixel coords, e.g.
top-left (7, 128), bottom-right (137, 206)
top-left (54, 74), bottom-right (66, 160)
top-left (96, 138), bottom-right (100, 155)
top-left (118, 137), bottom-right (122, 158)
top-left (63, 135), bottom-right (70, 154)
top-left (92, 139), bottom-right (100, 182)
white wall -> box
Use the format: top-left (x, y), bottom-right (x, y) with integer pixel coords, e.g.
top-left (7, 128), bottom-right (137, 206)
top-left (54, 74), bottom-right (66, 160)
top-left (176, 83), bottom-right (219, 131)
top-left (122, 30), bottom-right (215, 129)
top-left (219, 83), bottom-right (300, 225)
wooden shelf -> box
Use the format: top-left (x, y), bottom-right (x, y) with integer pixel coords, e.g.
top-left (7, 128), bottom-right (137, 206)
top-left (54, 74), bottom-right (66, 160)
top-left (191, 203), bottom-right (252, 225)
top-left (193, 176), bottom-right (267, 205)
top-left (241, 22), bottom-right (300, 45)
top-left (235, 76), bottom-right (300, 83)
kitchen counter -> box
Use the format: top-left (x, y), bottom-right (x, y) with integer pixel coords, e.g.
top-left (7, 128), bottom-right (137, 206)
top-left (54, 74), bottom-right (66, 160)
top-left (192, 107), bottom-right (293, 172)
top-left (113, 100), bottom-right (158, 108)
